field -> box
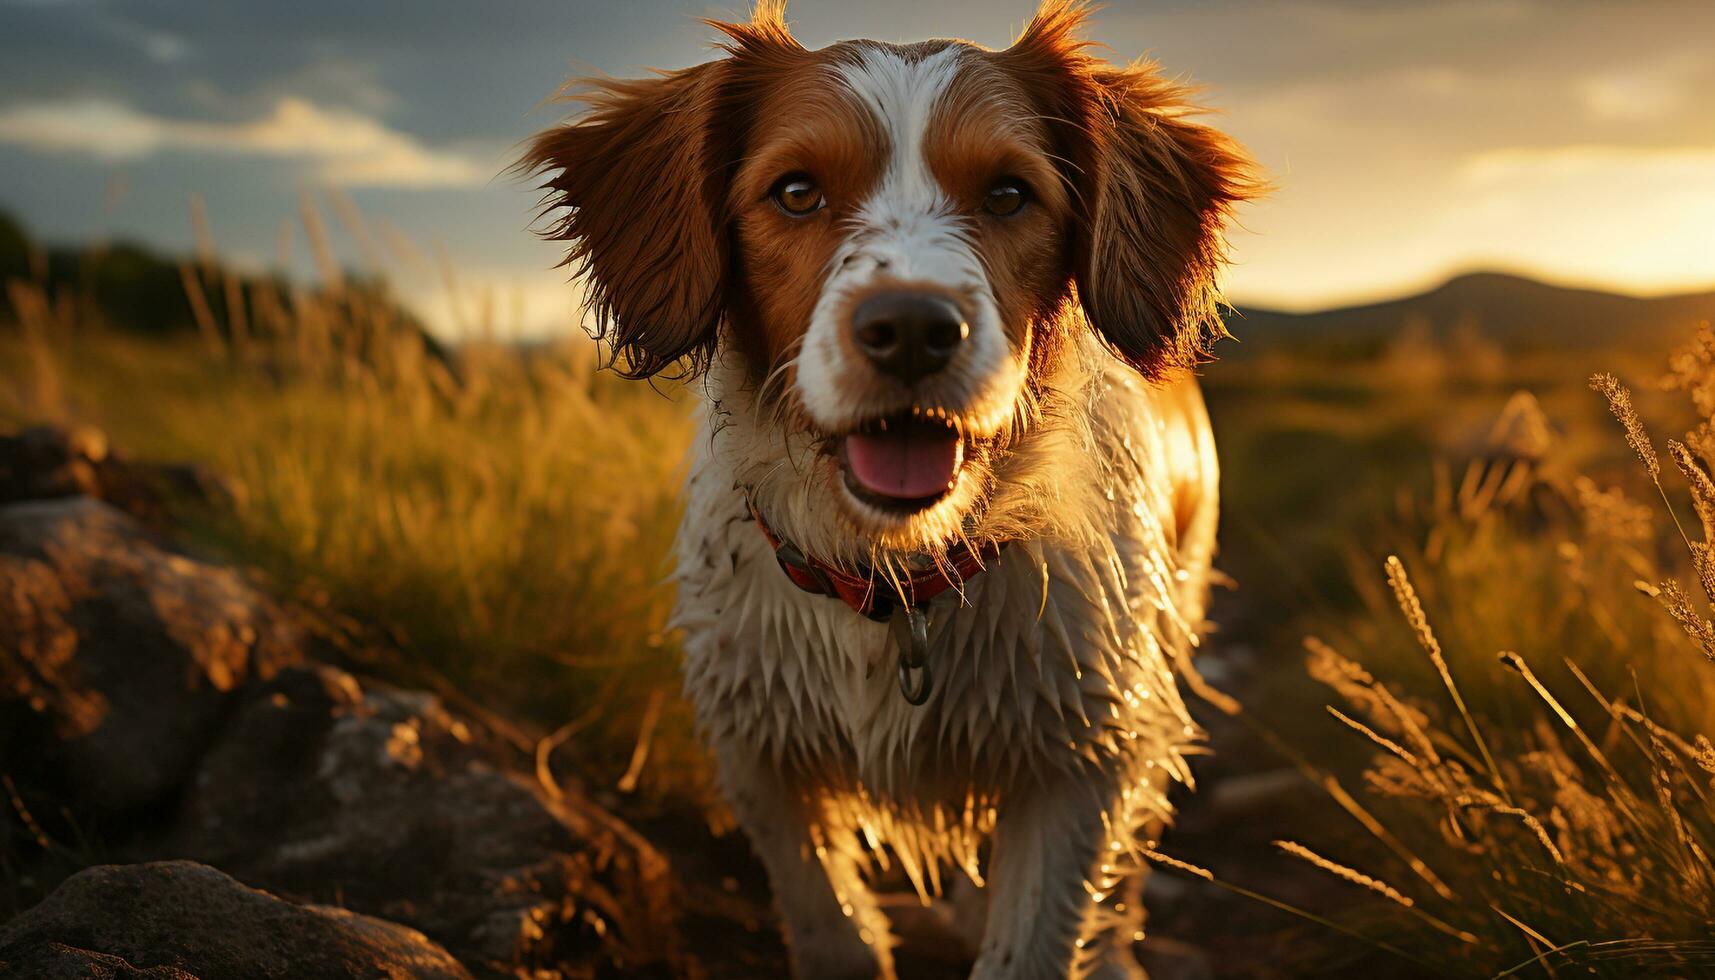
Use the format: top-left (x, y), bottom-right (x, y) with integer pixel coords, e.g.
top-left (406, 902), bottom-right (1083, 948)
top-left (4, 227), bottom-right (1715, 976)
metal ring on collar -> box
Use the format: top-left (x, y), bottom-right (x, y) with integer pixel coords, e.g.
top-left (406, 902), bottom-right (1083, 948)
top-left (898, 658), bottom-right (932, 705)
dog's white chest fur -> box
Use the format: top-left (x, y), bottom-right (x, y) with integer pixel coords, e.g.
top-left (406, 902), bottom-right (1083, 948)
top-left (670, 341), bottom-right (1219, 889)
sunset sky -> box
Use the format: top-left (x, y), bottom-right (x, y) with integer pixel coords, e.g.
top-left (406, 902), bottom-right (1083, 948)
top-left (1, 0), bottom-right (1711, 336)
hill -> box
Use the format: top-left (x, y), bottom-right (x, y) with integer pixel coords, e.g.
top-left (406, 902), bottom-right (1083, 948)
top-left (1, 209), bottom-right (248, 335)
top-left (0, 210), bottom-right (439, 353)
top-left (8, 207), bottom-right (1710, 359)
top-left (1227, 271), bottom-right (1715, 357)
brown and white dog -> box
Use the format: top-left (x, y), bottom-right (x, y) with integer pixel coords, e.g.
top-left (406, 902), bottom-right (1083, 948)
top-left (522, 3), bottom-right (1255, 977)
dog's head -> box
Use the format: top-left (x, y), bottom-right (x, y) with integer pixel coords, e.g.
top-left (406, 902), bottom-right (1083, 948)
top-left (523, 1), bottom-right (1255, 558)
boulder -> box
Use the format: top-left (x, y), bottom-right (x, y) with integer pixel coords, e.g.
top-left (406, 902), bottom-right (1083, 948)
top-left (0, 861), bottom-right (469, 979)
top-left (171, 664), bottom-right (677, 978)
top-left (0, 497), bottom-right (304, 813)
top-left (0, 431), bottom-right (685, 977)
top-left (0, 943), bottom-right (198, 979)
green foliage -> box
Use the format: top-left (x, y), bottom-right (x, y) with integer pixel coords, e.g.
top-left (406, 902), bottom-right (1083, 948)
top-left (0, 211), bottom-right (27, 284)
top-left (0, 209), bottom-right (430, 340)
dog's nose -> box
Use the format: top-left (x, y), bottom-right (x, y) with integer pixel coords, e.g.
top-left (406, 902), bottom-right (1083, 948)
top-left (850, 292), bottom-right (968, 385)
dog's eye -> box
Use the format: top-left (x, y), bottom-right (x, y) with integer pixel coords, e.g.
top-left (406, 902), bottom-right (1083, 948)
top-left (771, 174), bottom-right (825, 216)
top-left (984, 179), bottom-right (1029, 217)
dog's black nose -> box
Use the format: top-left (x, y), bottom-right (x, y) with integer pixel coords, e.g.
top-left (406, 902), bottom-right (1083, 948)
top-left (850, 292), bottom-right (968, 385)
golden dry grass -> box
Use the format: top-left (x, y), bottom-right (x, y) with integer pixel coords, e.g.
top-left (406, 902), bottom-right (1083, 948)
top-left (1, 205), bottom-right (704, 800)
top-left (1228, 327), bottom-right (1715, 976)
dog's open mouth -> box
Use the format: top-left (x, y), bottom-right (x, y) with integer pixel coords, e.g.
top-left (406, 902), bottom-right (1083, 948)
top-left (837, 409), bottom-right (967, 513)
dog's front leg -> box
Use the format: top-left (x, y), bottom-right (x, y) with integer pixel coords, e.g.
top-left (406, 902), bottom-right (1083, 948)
top-left (971, 771), bottom-right (1147, 980)
top-left (712, 739), bottom-right (896, 980)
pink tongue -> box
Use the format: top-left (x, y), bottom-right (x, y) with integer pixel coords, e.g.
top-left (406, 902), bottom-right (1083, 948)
top-left (844, 430), bottom-right (963, 499)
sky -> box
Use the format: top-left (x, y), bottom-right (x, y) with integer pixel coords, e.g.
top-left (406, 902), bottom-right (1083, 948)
top-left (1, 0), bottom-right (1712, 337)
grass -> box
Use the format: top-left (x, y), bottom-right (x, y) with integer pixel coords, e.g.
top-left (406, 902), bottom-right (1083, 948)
top-left (0, 208), bottom-right (704, 802)
top-left (1190, 327), bottom-right (1715, 976)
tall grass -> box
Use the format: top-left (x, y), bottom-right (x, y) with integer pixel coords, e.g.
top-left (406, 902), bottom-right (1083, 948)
top-left (1242, 326), bottom-right (1715, 975)
top-left (0, 200), bottom-right (702, 798)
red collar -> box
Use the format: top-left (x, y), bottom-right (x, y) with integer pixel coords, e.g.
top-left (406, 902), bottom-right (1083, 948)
top-left (750, 504), bottom-right (1004, 622)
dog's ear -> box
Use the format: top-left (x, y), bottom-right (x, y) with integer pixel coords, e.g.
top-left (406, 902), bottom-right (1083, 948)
top-left (520, 65), bottom-right (731, 379)
top-left (1004, 2), bottom-right (1259, 380)
top-left (519, 5), bottom-right (801, 379)
top-left (1078, 71), bottom-right (1258, 379)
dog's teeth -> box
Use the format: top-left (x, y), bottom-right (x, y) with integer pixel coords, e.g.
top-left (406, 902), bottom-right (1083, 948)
top-left (878, 417), bottom-right (888, 432)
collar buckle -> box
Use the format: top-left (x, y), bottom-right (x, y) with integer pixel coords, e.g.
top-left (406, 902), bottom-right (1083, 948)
top-left (772, 540), bottom-right (836, 596)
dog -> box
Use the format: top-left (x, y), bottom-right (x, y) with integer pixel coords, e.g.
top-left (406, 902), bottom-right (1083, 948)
top-left (522, 3), bottom-right (1255, 976)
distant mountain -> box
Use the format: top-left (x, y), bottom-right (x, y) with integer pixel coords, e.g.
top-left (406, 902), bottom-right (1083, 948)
top-left (8, 206), bottom-right (1710, 358)
top-left (0, 210), bottom-right (442, 361)
top-left (2, 209), bottom-right (205, 334)
top-left (1226, 272), bottom-right (1715, 356)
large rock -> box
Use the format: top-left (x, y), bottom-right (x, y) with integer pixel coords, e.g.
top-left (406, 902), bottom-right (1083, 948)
top-left (0, 432), bottom-right (686, 977)
top-left (1, 943), bottom-right (197, 979)
top-left (170, 664), bottom-right (677, 978)
top-left (0, 861), bottom-right (470, 979)
top-left (0, 497), bottom-right (304, 812)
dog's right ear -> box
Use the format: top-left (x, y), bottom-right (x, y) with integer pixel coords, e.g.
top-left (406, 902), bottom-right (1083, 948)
top-left (519, 64), bottom-right (730, 379)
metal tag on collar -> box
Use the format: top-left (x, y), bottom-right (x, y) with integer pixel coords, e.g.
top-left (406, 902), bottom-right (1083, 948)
top-left (889, 603), bottom-right (933, 706)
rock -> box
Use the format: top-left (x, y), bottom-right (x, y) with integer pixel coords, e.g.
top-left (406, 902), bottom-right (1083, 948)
top-left (0, 425), bottom-right (109, 504)
top-left (0, 861), bottom-right (470, 979)
top-left (170, 664), bottom-right (677, 978)
top-left (0, 433), bottom-right (683, 977)
top-left (0, 426), bottom-right (240, 527)
top-left (0, 497), bottom-right (304, 813)
top-left (0, 943), bottom-right (198, 979)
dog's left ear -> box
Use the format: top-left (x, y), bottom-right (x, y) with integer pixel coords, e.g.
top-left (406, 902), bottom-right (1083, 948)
top-left (1004, 2), bottom-right (1260, 380)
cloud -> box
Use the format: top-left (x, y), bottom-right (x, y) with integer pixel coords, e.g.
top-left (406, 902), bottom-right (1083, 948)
top-left (1576, 52), bottom-right (1707, 124)
top-left (1459, 143), bottom-right (1715, 185)
top-left (1228, 140), bottom-right (1715, 308)
top-left (93, 13), bottom-right (192, 65)
top-left (0, 97), bottom-right (488, 188)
